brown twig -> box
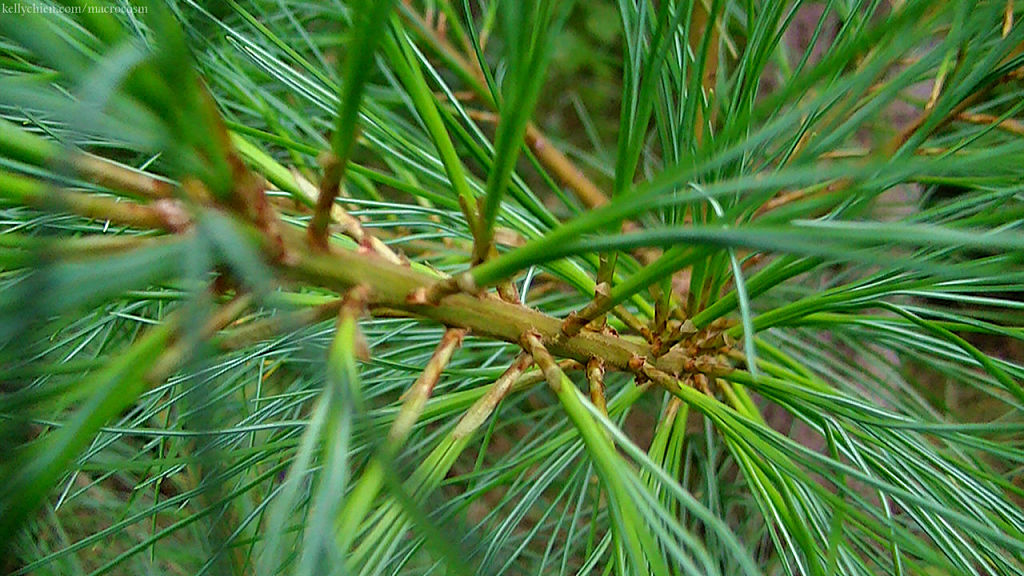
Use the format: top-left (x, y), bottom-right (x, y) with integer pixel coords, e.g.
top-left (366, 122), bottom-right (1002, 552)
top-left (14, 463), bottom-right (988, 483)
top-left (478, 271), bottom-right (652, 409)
top-left (561, 282), bottom-right (614, 338)
top-left (392, 327), bottom-right (467, 441)
top-left (520, 331), bottom-right (566, 392)
top-left (286, 167), bottom-right (408, 265)
top-left (523, 125), bottom-right (609, 208)
top-left (752, 179), bottom-right (850, 221)
top-left (956, 111), bottom-right (1024, 136)
top-left (689, 0), bottom-right (721, 146)
top-left (452, 353), bottom-right (534, 439)
top-left (196, 80), bottom-right (291, 263)
top-left (70, 154), bottom-right (176, 199)
top-left (3, 170), bottom-right (191, 233)
top-left (560, 282), bottom-right (648, 340)
top-left (309, 152), bottom-right (345, 250)
top-left (884, 60), bottom-right (1024, 155)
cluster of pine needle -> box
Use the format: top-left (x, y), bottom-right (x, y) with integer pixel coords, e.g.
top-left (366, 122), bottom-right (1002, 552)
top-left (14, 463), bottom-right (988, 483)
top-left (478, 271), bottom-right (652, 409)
top-left (1, 1), bottom-right (1023, 575)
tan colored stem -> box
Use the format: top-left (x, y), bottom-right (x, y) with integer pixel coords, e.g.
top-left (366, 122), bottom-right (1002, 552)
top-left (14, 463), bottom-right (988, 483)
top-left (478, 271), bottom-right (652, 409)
top-left (284, 167), bottom-right (407, 265)
top-left (689, 0), bottom-right (720, 146)
top-left (884, 61), bottom-right (1024, 156)
top-left (391, 327), bottom-right (466, 441)
top-left (520, 331), bottom-right (566, 392)
top-left (956, 111), bottom-right (1024, 136)
top-left (41, 188), bottom-right (189, 232)
top-left (524, 125), bottom-right (608, 208)
top-left (308, 153), bottom-right (344, 250)
top-left (561, 281), bottom-right (614, 338)
top-left (452, 353), bottom-right (534, 439)
top-left (71, 154), bottom-right (176, 199)
top-left (560, 283), bottom-right (648, 339)
top-left (752, 179), bottom-right (849, 221)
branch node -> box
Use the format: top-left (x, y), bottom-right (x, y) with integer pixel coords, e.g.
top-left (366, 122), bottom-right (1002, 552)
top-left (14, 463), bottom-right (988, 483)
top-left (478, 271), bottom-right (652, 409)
top-left (520, 330), bottom-right (564, 392)
top-left (560, 311), bottom-right (587, 338)
top-left (342, 284), bottom-right (372, 316)
top-left (561, 282), bottom-right (613, 338)
top-left (627, 354), bottom-right (647, 372)
top-left (149, 199), bottom-right (189, 232)
top-left (423, 272), bottom-right (479, 304)
top-left (406, 286), bottom-right (432, 306)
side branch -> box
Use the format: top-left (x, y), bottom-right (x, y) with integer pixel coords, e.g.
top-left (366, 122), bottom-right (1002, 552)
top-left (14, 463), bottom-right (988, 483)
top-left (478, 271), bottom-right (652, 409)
top-left (308, 153), bottom-right (347, 250)
top-left (392, 327), bottom-right (466, 441)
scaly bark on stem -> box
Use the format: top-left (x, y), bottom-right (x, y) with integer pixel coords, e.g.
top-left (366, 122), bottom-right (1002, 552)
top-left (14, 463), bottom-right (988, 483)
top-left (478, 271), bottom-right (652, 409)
top-left (285, 229), bottom-right (699, 377)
